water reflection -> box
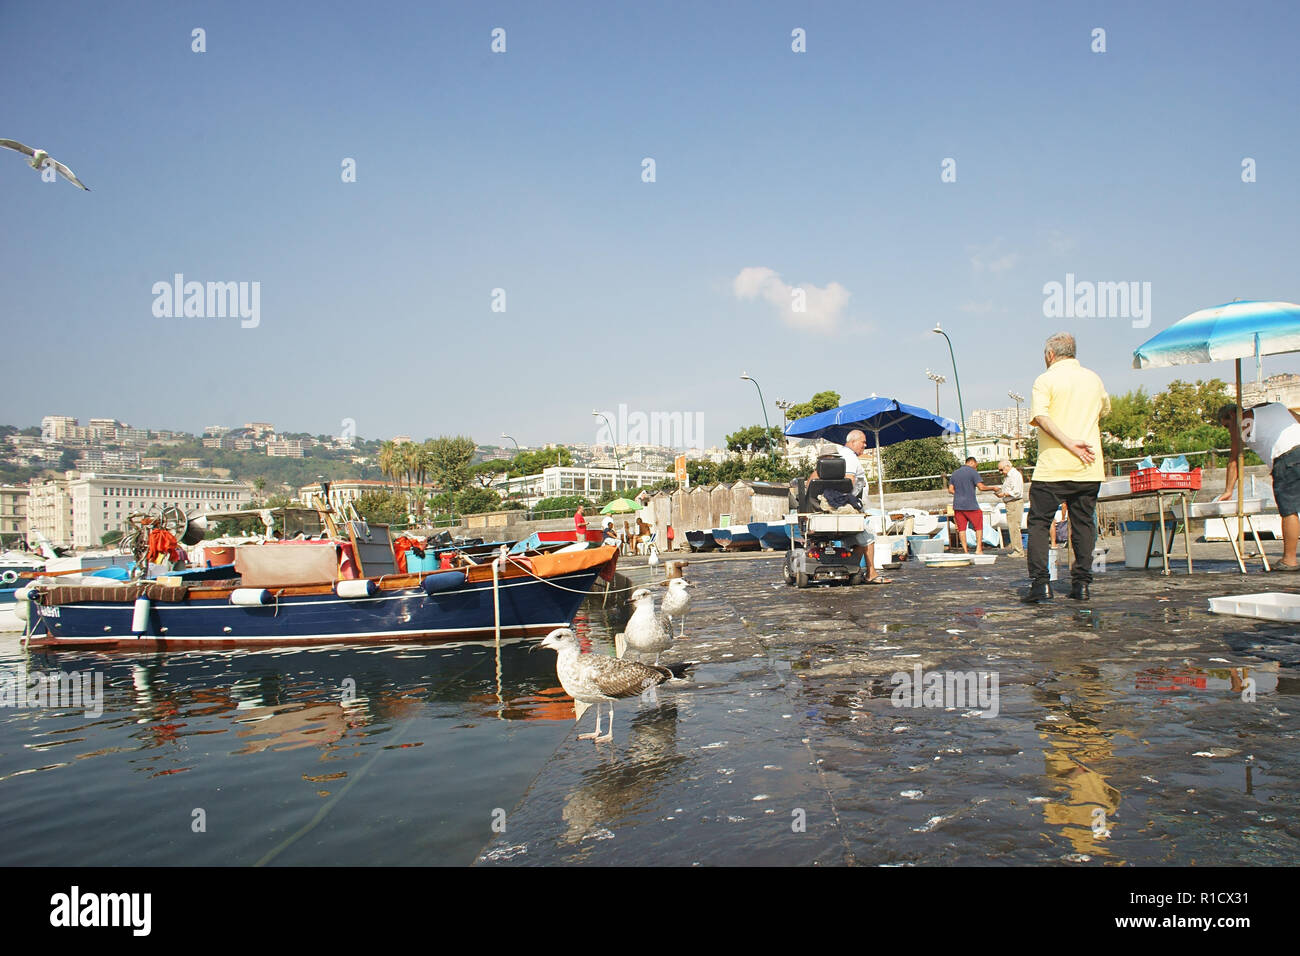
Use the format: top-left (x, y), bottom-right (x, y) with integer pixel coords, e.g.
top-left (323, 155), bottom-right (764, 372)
top-left (1032, 668), bottom-right (1124, 860)
top-left (561, 705), bottom-right (687, 844)
top-left (7, 634), bottom-right (587, 776)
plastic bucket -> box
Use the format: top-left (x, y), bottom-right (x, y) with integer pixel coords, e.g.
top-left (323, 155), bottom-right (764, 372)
top-left (206, 546), bottom-right (236, 568)
top-left (1120, 520), bottom-right (1164, 569)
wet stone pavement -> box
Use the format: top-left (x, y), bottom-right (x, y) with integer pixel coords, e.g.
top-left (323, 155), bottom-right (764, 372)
top-left (478, 542), bottom-right (1300, 866)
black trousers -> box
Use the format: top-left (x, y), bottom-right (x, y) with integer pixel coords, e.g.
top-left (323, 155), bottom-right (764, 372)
top-left (1027, 480), bottom-right (1101, 587)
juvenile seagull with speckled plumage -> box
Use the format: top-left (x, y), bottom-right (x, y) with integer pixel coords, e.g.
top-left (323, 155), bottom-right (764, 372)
top-left (536, 628), bottom-right (694, 744)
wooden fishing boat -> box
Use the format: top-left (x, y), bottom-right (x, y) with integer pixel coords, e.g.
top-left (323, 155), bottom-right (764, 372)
top-left (22, 545), bottom-right (618, 649)
top-left (18, 505), bottom-right (619, 649)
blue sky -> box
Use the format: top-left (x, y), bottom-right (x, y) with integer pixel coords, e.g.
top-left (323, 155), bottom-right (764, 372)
top-left (2, 0), bottom-right (1297, 448)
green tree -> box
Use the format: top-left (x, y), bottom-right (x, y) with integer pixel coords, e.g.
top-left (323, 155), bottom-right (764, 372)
top-left (456, 487), bottom-right (503, 514)
top-left (469, 460), bottom-right (507, 487)
top-left (880, 437), bottom-right (960, 491)
top-left (101, 530), bottom-right (123, 546)
top-left (533, 495), bottom-right (594, 516)
top-left (1019, 436), bottom-right (1038, 468)
top-left (725, 425), bottom-right (782, 456)
top-left (1150, 379), bottom-right (1231, 441)
top-left (424, 436), bottom-right (477, 495)
top-left (741, 456), bottom-right (795, 482)
top-left (1102, 388), bottom-right (1153, 441)
top-left (508, 447), bottom-right (572, 477)
top-left (786, 391), bottom-right (842, 422)
top-left (354, 489), bottom-right (409, 525)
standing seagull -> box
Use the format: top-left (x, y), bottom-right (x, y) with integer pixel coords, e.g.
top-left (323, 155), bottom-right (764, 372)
top-left (537, 628), bottom-right (693, 743)
top-left (618, 587), bottom-right (673, 664)
top-left (660, 577), bottom-right (694, 638)
top-left (0, 139), bottom-right (90, 190)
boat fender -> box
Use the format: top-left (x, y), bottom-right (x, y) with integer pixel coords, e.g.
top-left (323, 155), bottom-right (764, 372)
top-left (0, 570), bottom-right (17, 585)
top-left (15, 600), bottom-right (30, 622)
top-left (131, 597), bottom-right (151, 634)
top-left (335, 579), bottom-right (378, 599)
top-left (230, 588), bottom-right (273, 606)
top-left (14, 585), bottom-right (31, 601)
top-left (421, 571), bottom-right (466, 595)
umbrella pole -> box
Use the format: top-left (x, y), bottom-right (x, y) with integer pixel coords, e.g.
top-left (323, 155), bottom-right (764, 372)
top-left (1237, 359), bottom-right (1246, 569)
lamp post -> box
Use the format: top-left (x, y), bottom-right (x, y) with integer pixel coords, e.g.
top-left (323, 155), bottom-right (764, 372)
top-left (925, 369), bottom-right (946, 415)
top-left (1007, 391), bottom-right (1024, 440)
top-left (740, 373), bottom-right (776, 463)
top-left (591, 410), bottom-right (623, 492)
top-left (774, 399), bottom-right (793, 460)
top-left (500, 432), bottom-right (519, 453)
top-left (932, 324), bottom-right (968, 459)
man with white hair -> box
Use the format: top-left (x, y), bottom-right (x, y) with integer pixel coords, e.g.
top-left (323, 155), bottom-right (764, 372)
top-left (995, 458), bottom-right (1025, 556)
top-left (1022, 332), bottom-right (1110, 604)
top-left (809, 430), bottom-right (891, 584)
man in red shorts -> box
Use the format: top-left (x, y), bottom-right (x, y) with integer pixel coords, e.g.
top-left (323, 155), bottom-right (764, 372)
top-left (948, 456), bottom-right (996, 554)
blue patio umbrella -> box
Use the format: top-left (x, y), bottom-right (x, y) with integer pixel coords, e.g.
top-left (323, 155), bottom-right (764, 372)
top-left (785, 396), bottom-right (962, 515)
top-left (1133, 300), bottom-right (1300, 566)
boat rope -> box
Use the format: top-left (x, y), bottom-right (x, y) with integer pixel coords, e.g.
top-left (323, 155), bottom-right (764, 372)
top-left (503, 556), bottom-right (643, 595)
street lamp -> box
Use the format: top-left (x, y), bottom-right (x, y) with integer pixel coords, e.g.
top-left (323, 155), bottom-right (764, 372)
top-left (740, 373), bottom-right (776, 462)
top-left (591, 410), bottom-right (623, 491)
top-left (932, 324), bottom-right (969, 459)
top-left (500, 432), bottom-right (519, 453)
top-left (925, 369), bottom-right (946, 415)
top-left (1007, 391), bottom-right (1025, 440)
top-left (774, 399), bottom-right (793, 457)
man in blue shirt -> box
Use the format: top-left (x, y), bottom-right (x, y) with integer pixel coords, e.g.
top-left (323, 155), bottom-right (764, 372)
top-left (948, 456), bottom-right (996, 554)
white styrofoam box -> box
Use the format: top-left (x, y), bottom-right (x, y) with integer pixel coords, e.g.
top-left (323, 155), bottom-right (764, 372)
top-left (1189, 498), bottom-right (1264, 518)
top-left (1098, 478), bottom-right (1130, 499)
top-left (1208, 592), bottom-right (1300, 622)
top-left (1204, 514), bottom-right (1284, 541)
top-left (807, 514), bottom-right (866, 533)
top-left (969, 554), bottom-right (997, 565)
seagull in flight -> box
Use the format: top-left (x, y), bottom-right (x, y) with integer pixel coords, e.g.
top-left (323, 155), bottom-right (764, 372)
top-left (0, 139), bottom-right (90, 190)
top-left (536, 628), bottom-right (694, 743)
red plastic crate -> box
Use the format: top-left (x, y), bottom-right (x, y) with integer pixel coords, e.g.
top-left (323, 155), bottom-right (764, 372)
top-left (1128, 467), bottom-right (1202, 493)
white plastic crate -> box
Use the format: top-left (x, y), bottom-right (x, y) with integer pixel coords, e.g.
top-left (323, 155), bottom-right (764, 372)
top-left (1189, 499), bottom-right (1264, 517)
top-left (1098, 478), bottom-right (1130, 499)
top-left (1208, 592), bottom-right (1300, 622)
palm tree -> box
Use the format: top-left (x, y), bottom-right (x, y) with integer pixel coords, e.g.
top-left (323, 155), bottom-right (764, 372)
top-left (399, 442), bottom-right (421, 512)
top-left (378, 441), bottom-right (397, 493)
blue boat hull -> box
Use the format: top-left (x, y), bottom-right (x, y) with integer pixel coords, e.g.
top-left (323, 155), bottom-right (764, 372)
top-left (29, 565), bottom-right (605, 648)
top-left (711, 528), bottom-right (759, 551)
top-left (685, 531), bottom-right (716, 552)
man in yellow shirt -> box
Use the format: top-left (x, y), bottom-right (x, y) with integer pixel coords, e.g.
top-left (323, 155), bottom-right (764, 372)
top-left (1022, 332), bottom-right (1111, 604)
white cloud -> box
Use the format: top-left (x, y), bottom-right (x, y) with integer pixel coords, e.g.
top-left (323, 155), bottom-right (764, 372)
top-left (731, 266), bottom-right (850, 331)
top-left (968, 241), bottom-right (1019, 274)
top-left (1046, 230), bottom-right (1078, 256)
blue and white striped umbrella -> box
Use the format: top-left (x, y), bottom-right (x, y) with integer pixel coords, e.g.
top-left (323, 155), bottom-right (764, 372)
top-left (1132, 300), bottom-right (1300, 369)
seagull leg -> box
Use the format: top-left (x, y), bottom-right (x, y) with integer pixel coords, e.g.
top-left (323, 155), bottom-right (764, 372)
top-left (595, 703), bottom-right (614, 743)
top-left (577, 702), bottom-right (602, 740)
